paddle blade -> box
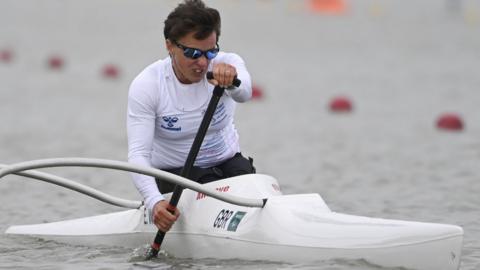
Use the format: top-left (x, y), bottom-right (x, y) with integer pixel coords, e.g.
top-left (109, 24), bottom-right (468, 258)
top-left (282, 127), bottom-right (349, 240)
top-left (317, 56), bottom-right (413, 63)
top-left (130, 244), bottom-right (171, 262)
top-left (144, 243), bottom-right (160, 260)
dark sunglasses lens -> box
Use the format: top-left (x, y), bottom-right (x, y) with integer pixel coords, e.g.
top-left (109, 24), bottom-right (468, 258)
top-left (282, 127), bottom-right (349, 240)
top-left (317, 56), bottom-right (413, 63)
top-left (183, 48), bottom-right (199, 59)
top-left (191, 49), bottom-right (203, 59)
top-left (206, 49), bottom-right (219, 60)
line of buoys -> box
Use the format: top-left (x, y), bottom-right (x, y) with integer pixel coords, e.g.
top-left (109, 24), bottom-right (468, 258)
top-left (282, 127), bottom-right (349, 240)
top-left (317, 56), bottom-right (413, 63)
top-left (1, 47), bottom-right (121, 79)
top-left (436, 112), bottom-right (464, 131)
top-left (329, 96), bottom-right (353, 113)
top-left (0, 49), bottom-right (13, 63)
top-left (326, 96), bottom-right (466, 133)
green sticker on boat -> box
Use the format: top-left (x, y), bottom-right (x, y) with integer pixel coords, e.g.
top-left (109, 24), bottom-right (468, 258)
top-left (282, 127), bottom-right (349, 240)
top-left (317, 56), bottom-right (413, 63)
top-left (227, 211), bottom-right (246, 232)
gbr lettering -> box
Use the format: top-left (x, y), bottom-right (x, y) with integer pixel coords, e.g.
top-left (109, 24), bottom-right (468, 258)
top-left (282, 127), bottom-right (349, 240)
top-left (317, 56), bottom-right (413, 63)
top-left (213, 209), bottom-right (234, 229)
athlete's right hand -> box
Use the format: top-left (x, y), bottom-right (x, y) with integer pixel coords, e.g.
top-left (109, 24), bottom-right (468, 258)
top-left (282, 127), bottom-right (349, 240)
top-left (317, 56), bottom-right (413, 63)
top-left (152, 200), bottom-right (180, 232)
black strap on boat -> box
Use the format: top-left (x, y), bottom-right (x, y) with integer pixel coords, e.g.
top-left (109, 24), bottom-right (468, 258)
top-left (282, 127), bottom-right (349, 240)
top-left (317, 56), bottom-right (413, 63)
top-left (145, 72), bottom-right (241, 259)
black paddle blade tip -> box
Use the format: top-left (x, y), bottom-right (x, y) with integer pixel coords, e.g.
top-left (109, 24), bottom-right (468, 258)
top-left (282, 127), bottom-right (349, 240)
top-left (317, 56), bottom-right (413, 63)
top-left (144, 246), bottom-right (160, 260)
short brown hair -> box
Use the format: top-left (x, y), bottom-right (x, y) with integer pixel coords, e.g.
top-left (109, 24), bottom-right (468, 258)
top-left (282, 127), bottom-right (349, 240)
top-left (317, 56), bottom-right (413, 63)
top-left (164, 0), bottom-right (221, 42)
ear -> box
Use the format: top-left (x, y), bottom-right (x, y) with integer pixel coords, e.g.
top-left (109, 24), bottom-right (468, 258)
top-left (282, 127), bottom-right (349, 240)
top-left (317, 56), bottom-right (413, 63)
top-left (166, 39), bottom-right (174, 55)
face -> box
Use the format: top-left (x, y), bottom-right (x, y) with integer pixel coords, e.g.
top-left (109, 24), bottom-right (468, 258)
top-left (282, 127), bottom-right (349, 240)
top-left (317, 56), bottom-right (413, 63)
top-left (167, 31), bottom-right (218, 84)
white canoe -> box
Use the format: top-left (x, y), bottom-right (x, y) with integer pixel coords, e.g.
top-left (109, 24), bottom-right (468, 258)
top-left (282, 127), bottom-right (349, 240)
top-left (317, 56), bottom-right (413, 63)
top-left (6, 174), bottom-right (463, 270)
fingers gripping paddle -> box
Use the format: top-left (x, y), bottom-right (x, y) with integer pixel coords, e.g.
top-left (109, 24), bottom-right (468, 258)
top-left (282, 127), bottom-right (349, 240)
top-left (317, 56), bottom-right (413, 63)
top-left (145, 72), bottom-right (241, 259)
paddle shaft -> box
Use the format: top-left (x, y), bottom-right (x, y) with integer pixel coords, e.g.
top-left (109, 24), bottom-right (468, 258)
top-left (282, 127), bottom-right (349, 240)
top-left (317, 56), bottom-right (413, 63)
top-left (146, 73), bottom-right (241, 258)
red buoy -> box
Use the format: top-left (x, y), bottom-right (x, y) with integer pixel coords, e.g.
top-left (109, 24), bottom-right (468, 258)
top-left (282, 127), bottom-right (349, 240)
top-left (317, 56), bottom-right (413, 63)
top-left (102, 64), bottom-right (120, 79)
top-left (308, 0), bottom-right (347, 14)
top-left (48, 55), bottom-right (64, 70)
top-left (0, 49), bottom-right (13, 63)
top-left (251, 85), bottom-right (264, 100)
top-left (436, 113), bottom-right (464, 131)
top-left (329, 96), bottom-right (352, 112)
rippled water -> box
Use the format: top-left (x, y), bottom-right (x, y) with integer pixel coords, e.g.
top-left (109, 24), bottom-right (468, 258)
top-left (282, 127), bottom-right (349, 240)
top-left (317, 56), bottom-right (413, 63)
top-left (1, 0), bottom-right (479, 269)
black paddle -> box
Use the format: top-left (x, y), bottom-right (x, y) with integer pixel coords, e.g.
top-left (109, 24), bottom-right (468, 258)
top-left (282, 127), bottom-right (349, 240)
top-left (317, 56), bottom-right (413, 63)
top-left (145, 71), bottom-right (241, 259)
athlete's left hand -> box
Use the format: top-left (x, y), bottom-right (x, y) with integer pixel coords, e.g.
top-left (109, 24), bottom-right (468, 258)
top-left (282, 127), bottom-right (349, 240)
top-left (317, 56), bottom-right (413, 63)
top-left (208, 63), bottom-right (237, 88)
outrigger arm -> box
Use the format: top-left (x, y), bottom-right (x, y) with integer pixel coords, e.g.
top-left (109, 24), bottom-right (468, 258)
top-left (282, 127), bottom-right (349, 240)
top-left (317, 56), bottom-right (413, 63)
top-left (0, 158), bottom-right (266, 209)
top-left (0, 163), bottom-right (142, 209)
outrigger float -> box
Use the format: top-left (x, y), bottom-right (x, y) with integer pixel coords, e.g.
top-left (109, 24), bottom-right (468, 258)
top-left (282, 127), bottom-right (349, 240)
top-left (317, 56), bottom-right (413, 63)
top-left (0, 158), bottom-right (463, 270)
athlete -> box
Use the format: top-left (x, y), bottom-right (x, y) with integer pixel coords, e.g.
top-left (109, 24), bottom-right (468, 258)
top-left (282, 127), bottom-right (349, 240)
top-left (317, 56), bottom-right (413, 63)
top-left (127, 0), bottom-right (255, 233)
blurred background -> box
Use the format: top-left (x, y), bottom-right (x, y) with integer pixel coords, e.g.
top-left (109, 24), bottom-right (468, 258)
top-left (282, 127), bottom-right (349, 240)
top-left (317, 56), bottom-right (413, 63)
top-left (1, 0), bottom-right (479, 269)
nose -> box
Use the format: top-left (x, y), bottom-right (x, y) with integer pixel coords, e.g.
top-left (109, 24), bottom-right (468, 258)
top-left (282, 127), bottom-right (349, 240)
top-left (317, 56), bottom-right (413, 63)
top-left (195, 55), bottom-right (209, 68)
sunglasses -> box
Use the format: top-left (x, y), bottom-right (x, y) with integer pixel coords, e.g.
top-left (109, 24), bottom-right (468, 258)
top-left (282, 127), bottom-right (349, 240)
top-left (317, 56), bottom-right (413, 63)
top-left (173, 40), bottom-right (220, 60)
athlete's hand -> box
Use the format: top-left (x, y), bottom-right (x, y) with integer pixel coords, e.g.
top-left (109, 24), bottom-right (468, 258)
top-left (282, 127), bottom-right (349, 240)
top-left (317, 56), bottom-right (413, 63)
top-left (152, 200), bottom-right (180, 232)
top-left (208, 63), bottom-right (237, 88)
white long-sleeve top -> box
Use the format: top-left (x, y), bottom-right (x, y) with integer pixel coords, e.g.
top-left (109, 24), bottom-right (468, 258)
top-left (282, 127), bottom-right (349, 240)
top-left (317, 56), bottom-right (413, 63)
top-left (127, 52), bottom-right (252, 210)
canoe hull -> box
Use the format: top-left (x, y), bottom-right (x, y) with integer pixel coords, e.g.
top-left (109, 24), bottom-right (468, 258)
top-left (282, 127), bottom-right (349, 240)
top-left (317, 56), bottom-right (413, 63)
top-left (164, 232), bottom-right (462, 270)
top-left (7, 225), bottom-right (461, 270)
top-left (5, 174), bottom-right (463, 270)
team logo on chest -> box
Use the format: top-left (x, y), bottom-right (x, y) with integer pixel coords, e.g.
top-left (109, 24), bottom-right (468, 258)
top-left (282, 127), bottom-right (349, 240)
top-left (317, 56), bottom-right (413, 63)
top-left (161, 116), bottom-right (181, 131)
